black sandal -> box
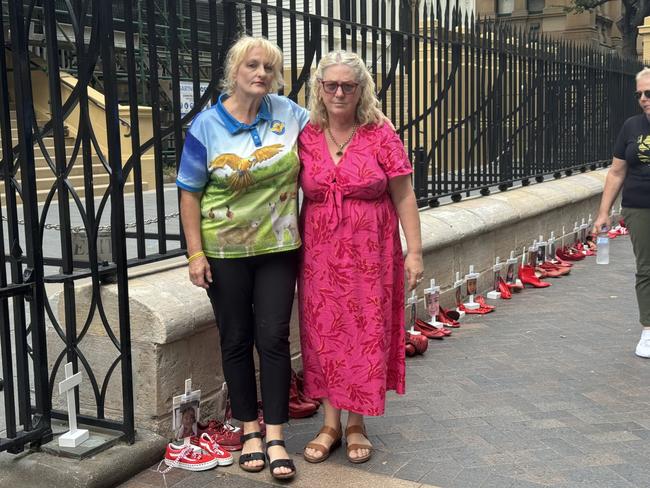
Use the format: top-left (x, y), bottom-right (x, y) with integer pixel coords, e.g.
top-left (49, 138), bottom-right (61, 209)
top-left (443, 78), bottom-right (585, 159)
top-left (266, 439), bottom-right (296, 480)
top-left (239, 431), bottom-right (266, 473)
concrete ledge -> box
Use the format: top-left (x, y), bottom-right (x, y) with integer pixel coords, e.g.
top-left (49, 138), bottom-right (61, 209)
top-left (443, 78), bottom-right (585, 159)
top-left (0, 429), bottom-right (166, 488)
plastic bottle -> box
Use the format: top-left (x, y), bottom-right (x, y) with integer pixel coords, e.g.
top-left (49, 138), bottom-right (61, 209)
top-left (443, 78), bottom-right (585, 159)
top-left (596, 227), bottom-right (609, 265)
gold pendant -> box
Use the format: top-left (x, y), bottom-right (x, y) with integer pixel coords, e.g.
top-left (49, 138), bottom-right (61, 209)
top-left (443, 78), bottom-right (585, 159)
top-left (336, 150), bottom-right (343, 156)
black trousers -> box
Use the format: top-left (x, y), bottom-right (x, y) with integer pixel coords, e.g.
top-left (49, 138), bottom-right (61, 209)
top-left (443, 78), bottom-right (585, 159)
top-left (206, 250), bottom-right (298, 425)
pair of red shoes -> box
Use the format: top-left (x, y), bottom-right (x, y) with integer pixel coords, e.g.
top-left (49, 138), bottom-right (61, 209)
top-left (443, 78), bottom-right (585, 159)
top-left (197, 419), bottom-right (244, 452)
top-left (458, 296), bottom-right (495, 314)
top-left (556, 247), bottom-right (585, 262)
top-left (289, 370), bottom-right (320, 418)
top-left (414, 318), bottom-right (451, 339)
top-left (608, 221), bottom-right (629, 238)
top-left (437, 307), bottom-right (461, 328)
top-left (538, 261), bottom-right (571, 276)
top-left (405, 331), bottom-right (429, 356)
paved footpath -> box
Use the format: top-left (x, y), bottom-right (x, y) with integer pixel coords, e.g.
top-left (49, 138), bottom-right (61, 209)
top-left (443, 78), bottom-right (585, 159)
top-left (123, 235), bottom-right (650, 488)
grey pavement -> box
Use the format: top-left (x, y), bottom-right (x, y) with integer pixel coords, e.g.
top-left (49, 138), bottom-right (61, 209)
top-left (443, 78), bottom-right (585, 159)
top-left (123, 234), bottom-right (650, 488)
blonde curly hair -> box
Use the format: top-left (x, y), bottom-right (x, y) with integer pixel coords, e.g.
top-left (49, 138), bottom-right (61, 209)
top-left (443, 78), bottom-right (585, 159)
top-left (220, 36), bottom-right (284, 95)
top-left (307, 50), bottom-right (383, 128)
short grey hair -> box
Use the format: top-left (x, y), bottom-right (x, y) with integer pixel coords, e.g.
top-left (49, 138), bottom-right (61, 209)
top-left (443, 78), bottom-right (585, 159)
top-left (636, 67), bottom-right (650, 81)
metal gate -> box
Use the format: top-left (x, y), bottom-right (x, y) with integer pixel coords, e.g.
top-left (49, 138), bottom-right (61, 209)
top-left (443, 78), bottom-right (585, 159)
top-left (0, 0), bottom-right (138, 452)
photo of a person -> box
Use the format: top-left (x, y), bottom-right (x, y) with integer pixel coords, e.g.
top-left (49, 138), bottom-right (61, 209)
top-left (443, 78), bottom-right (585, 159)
top-left (424, 290), bottom-right (440, 320)
top-left (455, 283), bottom-right (463, 306)
top-left (174, 401), bottom-right (199, 440)
top-left (466, 277), bottom-right (477, 296)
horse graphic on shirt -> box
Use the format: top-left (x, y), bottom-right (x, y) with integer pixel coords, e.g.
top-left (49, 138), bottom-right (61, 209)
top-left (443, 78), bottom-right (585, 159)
top-left (209, 143), bottom-right (284, 190)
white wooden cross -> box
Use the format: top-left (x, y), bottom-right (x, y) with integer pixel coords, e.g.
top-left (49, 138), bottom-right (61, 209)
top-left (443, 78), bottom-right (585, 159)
top-left (58, 362), bottom-right (89, 448)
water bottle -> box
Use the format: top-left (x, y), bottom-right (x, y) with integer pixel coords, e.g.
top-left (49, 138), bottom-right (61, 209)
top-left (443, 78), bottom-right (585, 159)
top-left (596, 227), bottom-right (609, 265)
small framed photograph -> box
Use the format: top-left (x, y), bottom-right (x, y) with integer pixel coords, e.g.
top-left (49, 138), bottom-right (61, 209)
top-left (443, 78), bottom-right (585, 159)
top-left (172, 382), bottom-right (201, 440)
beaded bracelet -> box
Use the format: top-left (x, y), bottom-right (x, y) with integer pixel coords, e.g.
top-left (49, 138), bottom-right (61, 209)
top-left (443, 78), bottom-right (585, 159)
top-left (187, 251), bottom-right (205, 263)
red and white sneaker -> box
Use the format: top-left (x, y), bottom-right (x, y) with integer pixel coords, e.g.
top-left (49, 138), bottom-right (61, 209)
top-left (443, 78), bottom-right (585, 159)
top-left (190, 433), bottom-right (234, 466)
top-left (197, 420), bottom-right (242, 451)
top-left (164, 439), bottom-right (219, 471)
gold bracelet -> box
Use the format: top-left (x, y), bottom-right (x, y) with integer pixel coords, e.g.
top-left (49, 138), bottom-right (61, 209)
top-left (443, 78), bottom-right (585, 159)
top-left (187, 251), bottom-right (205, 263)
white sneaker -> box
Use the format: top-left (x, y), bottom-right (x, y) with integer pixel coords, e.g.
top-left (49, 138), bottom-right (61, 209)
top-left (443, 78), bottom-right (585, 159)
top-left (635, 330), bottom-right (650, 358)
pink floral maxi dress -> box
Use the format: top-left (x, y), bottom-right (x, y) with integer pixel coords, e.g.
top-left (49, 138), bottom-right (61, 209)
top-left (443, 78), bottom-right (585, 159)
top-left (297, 122), bottom-right (412, 416)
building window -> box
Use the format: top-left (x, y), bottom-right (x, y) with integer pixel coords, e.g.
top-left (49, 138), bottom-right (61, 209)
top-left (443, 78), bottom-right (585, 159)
top-left (496, 0), bottom-right (514, 16)
top-left (528, 0), bottom-right (545, 14)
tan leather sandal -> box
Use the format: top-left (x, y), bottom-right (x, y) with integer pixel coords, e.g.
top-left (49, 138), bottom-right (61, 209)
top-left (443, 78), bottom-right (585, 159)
top-left (303, 425), bottom-right (342, 463)
top-left (345, 424), bottom-right (373, 464)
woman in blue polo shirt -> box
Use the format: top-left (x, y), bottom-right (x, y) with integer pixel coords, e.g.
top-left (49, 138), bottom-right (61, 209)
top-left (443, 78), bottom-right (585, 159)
top-left (177, 36), bottom-right (308, 480)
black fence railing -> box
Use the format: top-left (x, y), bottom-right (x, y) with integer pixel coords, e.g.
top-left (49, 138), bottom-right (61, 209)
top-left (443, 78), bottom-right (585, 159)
top-left (0, 0), bottom-right (642, 454)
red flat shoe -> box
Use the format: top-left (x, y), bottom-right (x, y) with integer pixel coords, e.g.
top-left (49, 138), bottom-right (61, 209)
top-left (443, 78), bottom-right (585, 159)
top-left (556, 247), bottom-right (585, 262)
top-left (405, 342), bottom-right (417, 357)
top-left (437, 307), bottom-right (461, 327)
top-left (535, 266), bottom-right (563, 278)
top-left (414, 321), bottom-right (446, 339)
top-left (458, 303), bottom-right (494, 314)
top-left (417, 318), bottom-right (452, 336)
top-left (549, 257), bottom-right (572, 267)
top-left (539, 261), bottom-right (571, 276)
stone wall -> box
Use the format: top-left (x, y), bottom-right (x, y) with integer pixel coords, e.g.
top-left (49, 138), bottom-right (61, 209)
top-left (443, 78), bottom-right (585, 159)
top-left (46, 169), bottom-right (610, 436)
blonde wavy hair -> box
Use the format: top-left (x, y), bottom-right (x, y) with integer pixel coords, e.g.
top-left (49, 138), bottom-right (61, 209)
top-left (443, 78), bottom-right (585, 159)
top-left (220, 36), bottom-right (284, 95)
top-left (308, 50), bottom-right (383, 128)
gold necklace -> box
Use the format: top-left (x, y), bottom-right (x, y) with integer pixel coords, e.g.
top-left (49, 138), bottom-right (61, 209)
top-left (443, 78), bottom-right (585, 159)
top-left (327, 123), bottom-right (358, 156)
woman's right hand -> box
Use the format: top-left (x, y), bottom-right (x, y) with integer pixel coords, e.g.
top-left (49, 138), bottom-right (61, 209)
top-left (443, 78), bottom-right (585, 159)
top-left (591, 213), bottom-right (611, 236)
top-left (189, 255), bottom-right (212, 289)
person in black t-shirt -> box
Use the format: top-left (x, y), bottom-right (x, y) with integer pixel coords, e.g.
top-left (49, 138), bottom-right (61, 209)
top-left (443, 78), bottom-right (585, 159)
top-left (594, 67), bottom-right (650, 358)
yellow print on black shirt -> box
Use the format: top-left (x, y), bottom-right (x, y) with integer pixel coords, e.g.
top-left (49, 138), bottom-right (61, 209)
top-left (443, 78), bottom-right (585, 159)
top-left (637, 135), bottom-right (650, 163)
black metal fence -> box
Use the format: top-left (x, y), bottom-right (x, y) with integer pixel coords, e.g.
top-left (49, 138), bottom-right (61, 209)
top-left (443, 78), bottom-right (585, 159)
top-left (0, 0), bottom-right (642, 453)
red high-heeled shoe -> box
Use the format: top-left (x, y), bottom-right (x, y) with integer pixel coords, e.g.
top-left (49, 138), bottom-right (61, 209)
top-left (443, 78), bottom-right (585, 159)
top-left (475, 295), bottom-right (496, 310)
top-left (519, 265), bottom-right (551, 288)
top-left (497, 277), bottom-right (512, 299)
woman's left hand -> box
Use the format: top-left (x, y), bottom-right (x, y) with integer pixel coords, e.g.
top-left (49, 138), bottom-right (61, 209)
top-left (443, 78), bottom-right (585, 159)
top-left (405, 252), bottom-right (424, 290)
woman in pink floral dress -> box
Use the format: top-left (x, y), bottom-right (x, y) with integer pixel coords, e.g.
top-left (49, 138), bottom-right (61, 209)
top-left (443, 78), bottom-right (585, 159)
top-left (298, 51), bottom-right (423, 464)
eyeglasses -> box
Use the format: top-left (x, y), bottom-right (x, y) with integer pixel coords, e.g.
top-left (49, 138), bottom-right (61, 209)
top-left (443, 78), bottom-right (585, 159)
top-left (635, 90), bottom-right (650, 99)
top-left (320, 80), bottom-right (359, 95)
